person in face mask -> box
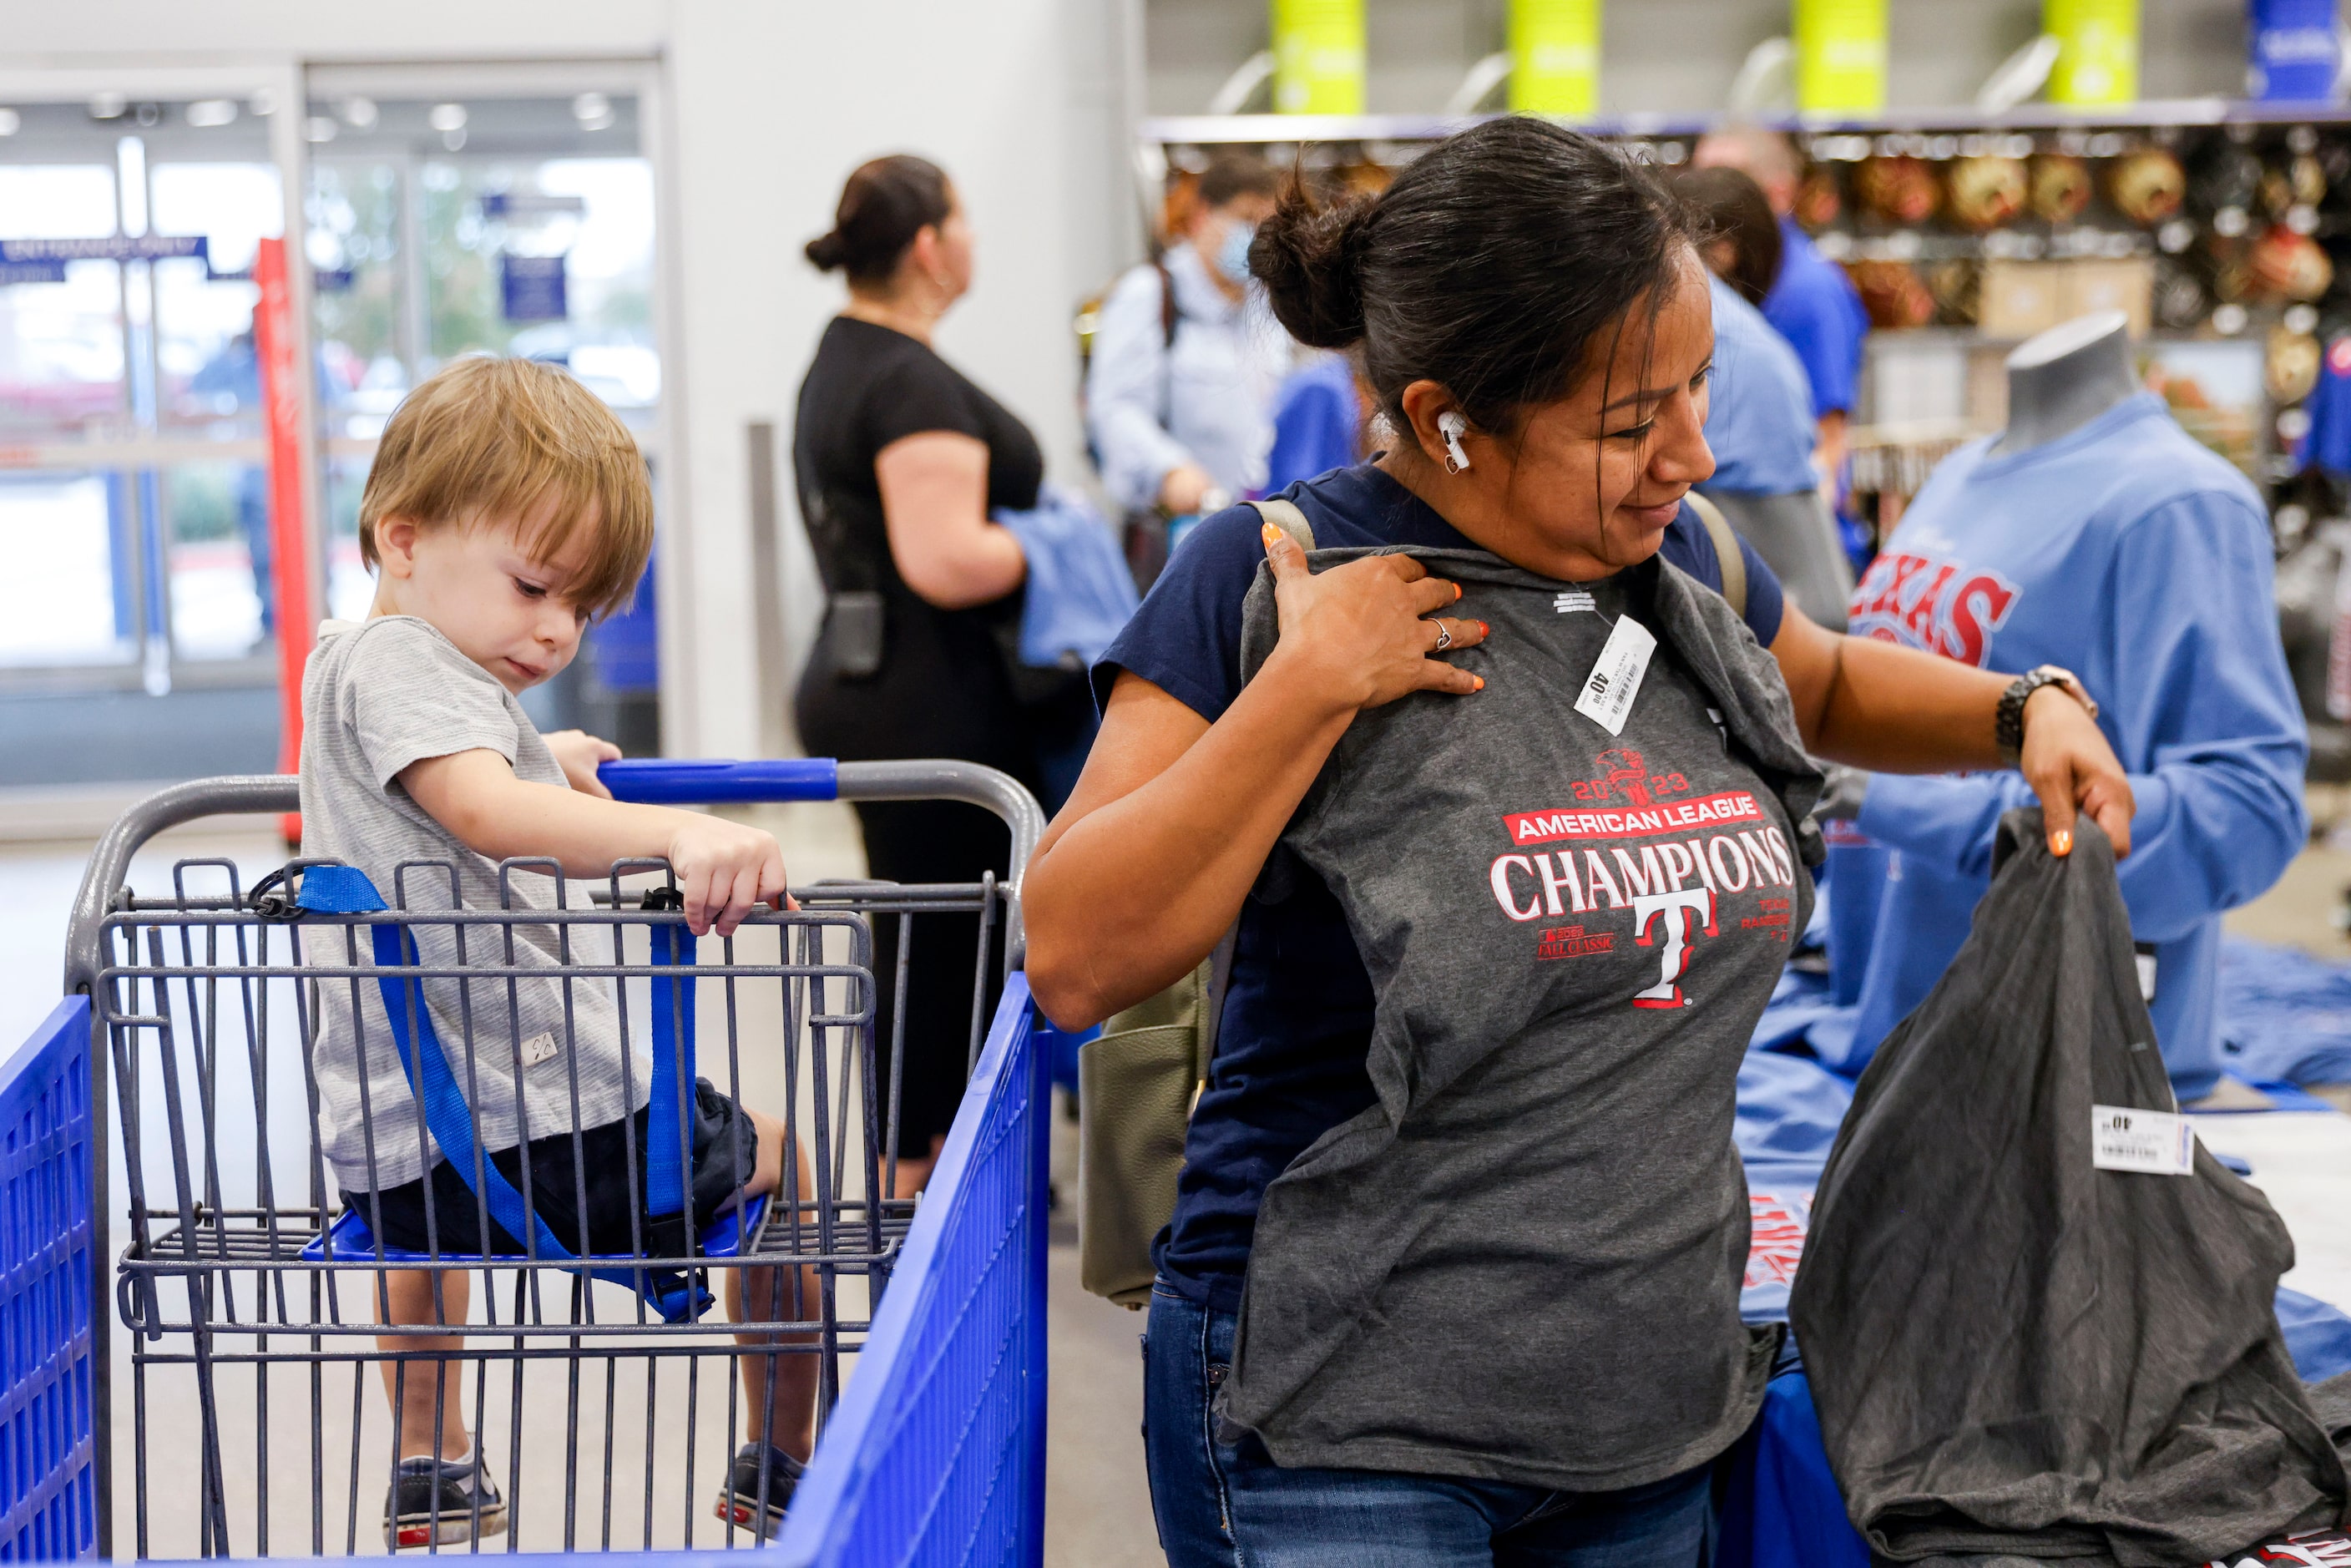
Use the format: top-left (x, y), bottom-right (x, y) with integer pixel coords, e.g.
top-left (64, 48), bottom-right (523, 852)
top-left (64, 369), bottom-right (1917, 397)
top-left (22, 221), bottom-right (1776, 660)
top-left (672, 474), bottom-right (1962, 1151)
top-left (1087, 153), bottom-right (1294, 557)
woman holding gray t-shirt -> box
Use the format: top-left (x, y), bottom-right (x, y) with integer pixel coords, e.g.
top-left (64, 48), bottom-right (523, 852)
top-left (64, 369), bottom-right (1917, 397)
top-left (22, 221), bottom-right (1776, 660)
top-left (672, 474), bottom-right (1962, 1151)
top-left (1024, 120), bottom-right (2137, 1568)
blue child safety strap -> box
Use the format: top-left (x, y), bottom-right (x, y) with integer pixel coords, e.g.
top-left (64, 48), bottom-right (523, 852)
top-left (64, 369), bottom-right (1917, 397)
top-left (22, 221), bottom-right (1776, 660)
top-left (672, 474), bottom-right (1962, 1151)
top-left (295, 863), bottom-right (704, 1319)
top-left (645, 914), bottom-right (695, 1219)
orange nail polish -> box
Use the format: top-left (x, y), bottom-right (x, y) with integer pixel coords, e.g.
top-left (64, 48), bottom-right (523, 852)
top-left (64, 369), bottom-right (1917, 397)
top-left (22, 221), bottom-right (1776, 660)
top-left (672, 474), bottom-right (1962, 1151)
top-left (1477, 620), bottom-right (1490, 638)
top-left (1472, 675), bottom-right (1485, 690)
top-left (1454, 583), bottom-right (1464, 603)
top-left (1261, 521), bottom-right (1283, 549)
top-left (2052, 829), bottom-right (2072, 857)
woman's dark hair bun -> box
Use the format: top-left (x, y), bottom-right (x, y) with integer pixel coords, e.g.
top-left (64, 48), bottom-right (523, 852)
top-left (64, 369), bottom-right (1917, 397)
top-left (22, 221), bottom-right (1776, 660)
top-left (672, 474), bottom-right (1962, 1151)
top-left (1250, 119), bottom-right (1698, 440)
top-left (806, 154), bottom-right (953, 284)
top-left (1251, 184), bottom-right (1373, 350)
top-left (804, 230), bottom-right (848, 271)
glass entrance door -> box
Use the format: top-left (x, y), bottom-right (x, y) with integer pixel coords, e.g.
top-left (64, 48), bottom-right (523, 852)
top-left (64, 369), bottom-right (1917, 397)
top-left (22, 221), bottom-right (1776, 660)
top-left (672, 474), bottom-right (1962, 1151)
top-left (0, 61), bottom-right (668, 787)
top-left (0, 94), bottom-right (286, 692)
top-left (302, 73), bottom-right (666, 751)
top-left (0, 70), bottom-right (319, 790)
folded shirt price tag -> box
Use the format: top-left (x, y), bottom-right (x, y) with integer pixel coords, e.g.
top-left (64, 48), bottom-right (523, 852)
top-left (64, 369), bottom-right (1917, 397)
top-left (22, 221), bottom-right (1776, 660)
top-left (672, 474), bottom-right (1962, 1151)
top-left (1573, 616), bottom-right (1656, 737)
top-left (2091, 1104), bottom-right (2194, 1176)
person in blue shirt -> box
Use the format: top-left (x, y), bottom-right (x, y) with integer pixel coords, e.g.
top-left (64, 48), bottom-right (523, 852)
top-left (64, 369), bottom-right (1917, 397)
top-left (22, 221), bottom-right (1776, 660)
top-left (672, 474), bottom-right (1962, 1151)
top-left (1088, 153), bottom-right (1293, 518)
top-left (1694, 129), bottom-right (1869, 483)
top-left (1261, 352), bottom-right (1365, 493)
top-left (1667, 166), bottom-right (1818, 493)
top-left (1837, 320), bottom-right (2308, 1105)
top-left (1024, 121), bottom-right (2132, 1568)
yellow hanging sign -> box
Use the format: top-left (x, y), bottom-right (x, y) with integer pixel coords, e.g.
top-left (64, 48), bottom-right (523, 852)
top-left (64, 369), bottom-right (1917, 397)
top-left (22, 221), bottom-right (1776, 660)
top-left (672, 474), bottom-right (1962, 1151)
top-left (1793, 0), bottom-right (1888, 114)
top-left (2045, 0), bottom-right (2139, 106)
top-left (1272, 0), bottom-right (1368, 115)
top-left (1509, 0), bottom-right (1601, 118)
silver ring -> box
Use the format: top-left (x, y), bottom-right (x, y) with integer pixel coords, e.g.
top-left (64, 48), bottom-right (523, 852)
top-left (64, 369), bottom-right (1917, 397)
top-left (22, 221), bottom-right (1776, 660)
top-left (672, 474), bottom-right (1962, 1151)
top-left (1431, 620), bottom-right (1454, 652)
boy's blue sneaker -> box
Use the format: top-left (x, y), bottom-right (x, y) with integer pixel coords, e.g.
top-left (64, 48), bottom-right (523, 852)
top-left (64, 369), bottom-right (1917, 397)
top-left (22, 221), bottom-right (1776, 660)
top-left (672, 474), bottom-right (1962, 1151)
top-left (385, 1451), bottom-right (506, 1549)
top-left (712, 1442), bottom-right (804, 1539)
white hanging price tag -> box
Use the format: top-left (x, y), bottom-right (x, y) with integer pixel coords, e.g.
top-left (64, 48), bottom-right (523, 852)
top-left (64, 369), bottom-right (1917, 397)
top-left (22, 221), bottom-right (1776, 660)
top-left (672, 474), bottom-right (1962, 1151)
top-left (2091, 1104), bottom-right (2194, 1176)
top-left (1574, 616), bottom-right (1656, 737)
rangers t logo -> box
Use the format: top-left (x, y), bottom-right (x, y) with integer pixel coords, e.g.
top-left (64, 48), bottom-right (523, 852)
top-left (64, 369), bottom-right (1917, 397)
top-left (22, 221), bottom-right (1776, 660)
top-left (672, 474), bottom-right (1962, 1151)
top-left (1631, 888), bottom-right (1717, 1008)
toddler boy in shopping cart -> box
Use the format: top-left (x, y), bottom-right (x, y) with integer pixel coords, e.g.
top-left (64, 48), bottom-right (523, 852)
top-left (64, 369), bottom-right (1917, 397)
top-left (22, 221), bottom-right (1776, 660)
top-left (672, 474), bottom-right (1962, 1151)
top-left (298, 356), bottom-right (816, 1546)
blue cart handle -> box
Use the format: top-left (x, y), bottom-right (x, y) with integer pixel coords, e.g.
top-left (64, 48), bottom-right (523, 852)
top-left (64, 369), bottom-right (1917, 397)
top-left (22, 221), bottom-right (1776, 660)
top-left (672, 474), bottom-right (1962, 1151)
top-left (63, 759), bottom-right (1045, 997)
top-left (594, 761), bottom-right (1044, 877)
top-left (599, 756), bottom-right (839, 804)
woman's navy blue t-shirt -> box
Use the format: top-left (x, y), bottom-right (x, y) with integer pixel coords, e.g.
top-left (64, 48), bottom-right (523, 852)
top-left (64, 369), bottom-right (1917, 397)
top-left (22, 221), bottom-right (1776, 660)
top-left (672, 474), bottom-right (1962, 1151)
top-left (1092, 462), bottom-right (1787, 1310)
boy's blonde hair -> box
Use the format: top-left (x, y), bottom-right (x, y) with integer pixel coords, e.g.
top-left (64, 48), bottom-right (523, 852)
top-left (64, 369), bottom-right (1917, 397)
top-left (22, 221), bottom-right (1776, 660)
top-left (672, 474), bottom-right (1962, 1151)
top-left (358, 357), bottom-right (654, 618)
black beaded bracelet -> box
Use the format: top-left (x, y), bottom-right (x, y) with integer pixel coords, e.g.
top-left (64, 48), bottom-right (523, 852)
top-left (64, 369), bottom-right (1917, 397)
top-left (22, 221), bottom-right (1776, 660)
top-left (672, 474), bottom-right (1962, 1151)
top-left (1996, 665), bottom-right (2096, 765)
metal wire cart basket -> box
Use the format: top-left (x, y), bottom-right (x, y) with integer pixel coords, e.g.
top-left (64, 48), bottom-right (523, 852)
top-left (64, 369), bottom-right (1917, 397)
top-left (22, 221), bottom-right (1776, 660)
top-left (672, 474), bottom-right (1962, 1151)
top-left (55, 757), bottom-right (1047, 1560)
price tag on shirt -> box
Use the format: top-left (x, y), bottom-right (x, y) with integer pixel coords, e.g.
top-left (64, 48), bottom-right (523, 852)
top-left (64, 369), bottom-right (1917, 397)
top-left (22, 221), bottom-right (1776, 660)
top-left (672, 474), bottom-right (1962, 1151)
top-left (1574, 616), bottom-right (1656, 737)
top-left (2091, 1104), bottom-right (2194, 1175)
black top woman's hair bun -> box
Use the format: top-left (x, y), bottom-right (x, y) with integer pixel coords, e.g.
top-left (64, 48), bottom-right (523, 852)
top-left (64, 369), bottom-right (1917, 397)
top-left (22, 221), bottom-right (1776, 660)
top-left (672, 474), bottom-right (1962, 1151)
top-left (1250, 180), bottom-right (1373, 351)
top-left (805, 154), bottom-right (953, 284)
top-left (804, 230), bottom-right (849, 271)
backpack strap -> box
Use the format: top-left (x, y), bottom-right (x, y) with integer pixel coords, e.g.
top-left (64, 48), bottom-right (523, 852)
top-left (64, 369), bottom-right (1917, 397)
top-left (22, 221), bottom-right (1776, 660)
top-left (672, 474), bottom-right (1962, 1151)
top-left (1683, 491), bottom-right (1747, 620)
top-left (1244, 496), bottom-right (1317, 553)
top-left (1152, 258), bottom-right (1179, 350)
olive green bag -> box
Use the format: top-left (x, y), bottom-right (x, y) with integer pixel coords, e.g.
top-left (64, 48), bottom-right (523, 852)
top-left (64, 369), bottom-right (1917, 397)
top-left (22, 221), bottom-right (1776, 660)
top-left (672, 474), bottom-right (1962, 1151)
top-left (1073, 493), bottom-right (1746, 1306)
top-left (1076, 498), bottom-right (1310, 1307)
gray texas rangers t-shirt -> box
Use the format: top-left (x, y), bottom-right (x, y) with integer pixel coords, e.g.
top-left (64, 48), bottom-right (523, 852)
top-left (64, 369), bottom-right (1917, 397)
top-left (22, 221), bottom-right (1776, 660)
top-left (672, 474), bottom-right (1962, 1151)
top-left (1221, 547), bottom-right (1821, 1491)
top-left (298, 615), bottom-right (648, 1195)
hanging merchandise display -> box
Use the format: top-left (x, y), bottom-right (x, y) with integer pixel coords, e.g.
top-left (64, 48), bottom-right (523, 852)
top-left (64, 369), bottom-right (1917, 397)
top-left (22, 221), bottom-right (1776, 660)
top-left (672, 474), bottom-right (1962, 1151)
top-left (1792, 815), bottom-right (2348, 1564)
top-left (2108, 146), bottom-right (2185, 224)
top-left (2045, 0), bottom-right (2141, 107)
top-left (1270, 0), bottom-right (1365, 115)
top-left (2252, 223), bottom-right (2335, 301)
top-left (1945, 154), bottom-right (2027, 230)
top-left (1792, 0), bottom-right (1886, 115)
top-left (1507, 0), bottom-right (1600, 118)
top-left (2030, 152), bottom-right (2094, 222)
top-left (1853, 154), bottom-right (1939, 225)
top-left (1846, 259), bottom-right (1935, 328)
top-left (1792, 166), bottom-right (1842, 229)
top-left (2269, 324), bottom-right (2323, 405)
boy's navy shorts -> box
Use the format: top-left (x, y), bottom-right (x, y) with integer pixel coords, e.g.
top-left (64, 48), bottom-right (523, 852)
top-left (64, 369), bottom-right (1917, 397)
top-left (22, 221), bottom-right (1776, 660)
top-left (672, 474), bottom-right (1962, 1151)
top-left (338, 1078), bottom-right (762, 1259)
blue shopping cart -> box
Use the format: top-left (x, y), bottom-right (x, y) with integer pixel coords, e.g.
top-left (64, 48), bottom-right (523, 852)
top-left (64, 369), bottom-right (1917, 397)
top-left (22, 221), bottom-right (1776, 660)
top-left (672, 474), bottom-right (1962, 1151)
top-left (3, 758), bottom-right (1050, 1564)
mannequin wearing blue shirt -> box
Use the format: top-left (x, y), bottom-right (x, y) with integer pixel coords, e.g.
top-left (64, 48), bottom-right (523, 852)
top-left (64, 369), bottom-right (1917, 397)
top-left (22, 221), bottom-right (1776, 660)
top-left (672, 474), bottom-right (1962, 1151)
top-left (1833, 314), bottom-right (2308, 1103)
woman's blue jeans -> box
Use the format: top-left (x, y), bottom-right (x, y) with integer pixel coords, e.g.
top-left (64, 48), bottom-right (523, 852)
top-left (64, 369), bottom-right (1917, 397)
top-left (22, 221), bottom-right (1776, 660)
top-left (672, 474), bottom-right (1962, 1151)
top-left (1142, 1282), bottom-right (1718, 1568)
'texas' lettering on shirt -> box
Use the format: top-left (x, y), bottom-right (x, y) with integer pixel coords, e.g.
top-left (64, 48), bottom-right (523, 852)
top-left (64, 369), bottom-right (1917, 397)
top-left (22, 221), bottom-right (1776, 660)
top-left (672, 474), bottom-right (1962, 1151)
top-left (1847, 549), bottom-right (2021, 667)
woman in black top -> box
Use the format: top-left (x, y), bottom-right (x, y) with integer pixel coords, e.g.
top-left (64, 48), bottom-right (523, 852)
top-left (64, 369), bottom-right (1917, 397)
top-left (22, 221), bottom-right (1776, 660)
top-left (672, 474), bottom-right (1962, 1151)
top-left (794, 154), bottom-right (1079, 1188)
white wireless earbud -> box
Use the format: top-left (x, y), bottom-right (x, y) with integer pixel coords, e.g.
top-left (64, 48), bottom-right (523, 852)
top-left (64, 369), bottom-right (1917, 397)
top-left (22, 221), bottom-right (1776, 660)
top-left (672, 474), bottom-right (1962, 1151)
top-left (1438, 411), bottom-right (1472, 473)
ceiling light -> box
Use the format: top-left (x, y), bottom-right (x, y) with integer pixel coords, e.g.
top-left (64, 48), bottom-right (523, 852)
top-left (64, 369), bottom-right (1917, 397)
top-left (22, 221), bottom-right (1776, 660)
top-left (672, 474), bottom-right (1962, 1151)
top-left (304, 115), bottom-right (339, 144)
top-left (249, 87), bottom-right (277, 116)
top-left (340, 96), bottom-right (377, 129)
top-left (0, 109), bottom-right (19, 137)
top-left (427, 102), bottom-right (468, 133)
top-left (186, 99), bottom-right (238, 129)
top-left (88, 92), bottom-right (127, 120)
top-left (572, 91), bottom-right (614, 130)
top-left (442, 129), bottom-right (467, 152)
